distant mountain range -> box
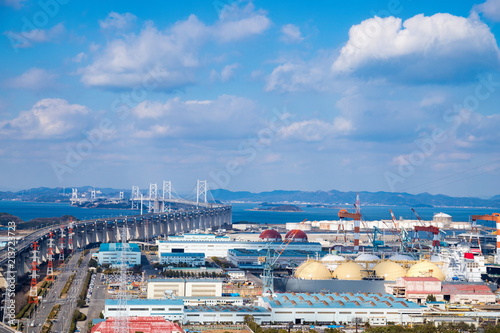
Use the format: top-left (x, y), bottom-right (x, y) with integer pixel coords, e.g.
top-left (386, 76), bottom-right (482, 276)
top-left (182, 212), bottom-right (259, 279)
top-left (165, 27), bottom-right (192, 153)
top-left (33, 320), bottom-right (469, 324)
top-left (0, 186), bottom-right (499, 208)
top-left (211, 189), bottom-right (500, 208)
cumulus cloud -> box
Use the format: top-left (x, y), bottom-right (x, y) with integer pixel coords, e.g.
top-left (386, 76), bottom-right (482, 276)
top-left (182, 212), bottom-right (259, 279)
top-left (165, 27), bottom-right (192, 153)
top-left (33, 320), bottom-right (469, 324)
top-left (4, 23), bottom-right (65, 49)
top-left (278, 117), bottom-right (353, 142)
top-left (81, 4), bottom-right (270, 90)
top-left (99, 12), bottom-right (137, 31)
top-left (130, 95), bottom-right (260, 139)
top-left (280, 24), bottom-right (304, 43)
top-left (5, 68), bottom-right (57, 91)
top-left (0, 99), bottom-right (91, 139)
top-left (332, 14), bottom-right (500, 83)
top-left (474, 0), bottom-right (500, 22)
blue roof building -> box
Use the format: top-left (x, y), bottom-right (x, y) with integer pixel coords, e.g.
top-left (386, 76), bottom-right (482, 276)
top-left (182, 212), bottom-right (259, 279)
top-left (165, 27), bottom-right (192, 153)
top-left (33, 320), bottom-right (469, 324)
top-left (96, 242), bottom-right (142, 267)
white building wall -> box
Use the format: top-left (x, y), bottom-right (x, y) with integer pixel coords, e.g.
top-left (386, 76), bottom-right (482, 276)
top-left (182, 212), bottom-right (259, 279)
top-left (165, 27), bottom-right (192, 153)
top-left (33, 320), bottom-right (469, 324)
top-left (148, 280), bottom-right (223, 299)
top-left (157, 240), bottom-right (321, 258)
top-left (105, 302), bottom-right (185, 322)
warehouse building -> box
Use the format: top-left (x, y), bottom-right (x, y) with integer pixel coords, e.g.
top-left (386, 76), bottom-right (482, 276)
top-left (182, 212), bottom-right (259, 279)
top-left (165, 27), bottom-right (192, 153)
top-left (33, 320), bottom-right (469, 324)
top-left (184, 305), bottom-right (270, 324)
top-left (95, 243), bottom-right (141, 267)
top-left (104, 299), bottom-right (184, 322)
top-left (228, 248), bottom-right (327, 268)
top-left (258, 292), bottom-right (423, 326)
top-left (159, 252), bottom-right (205, 266)
top-left (147, 278), bottom-right (223, 299)
top-left (157, 231), bottom-right (321, 258)
top-left (386, 277), bottom-right (496, 305)
top-left (91, 316), bottom-right (184, 333)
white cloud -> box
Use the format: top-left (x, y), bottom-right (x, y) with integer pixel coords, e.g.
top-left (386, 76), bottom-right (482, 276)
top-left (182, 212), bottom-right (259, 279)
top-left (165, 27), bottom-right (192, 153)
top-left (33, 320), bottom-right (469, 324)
top-left (130, 95), bottom-right (260, 139)
top-left (0, 99), bottom-right (91, 139)
top-left (4, 23), bottom-right (65, 48)
top-left (280, 24), bottom-right (304, 43)
top-left (81, 4), bottom-right (270, 90)
top-left (210, 63), bottom-right (239, 82)
top-left (474, 0), bottom-right (500, 22)
top-left (265, 61), bottom-right (331, 92)
top-left (99, 12), bottom-right (137, 31)
top-left (71, 52), bottom-right (87, 63)
top-left (332, 14), bottom-right (500, 83)
top-left (278, 117), bottom-right (353, 142)
top-left (214, 2), bottom-right (270, 42)
top-left (5, 68), bottom-right (57, 91)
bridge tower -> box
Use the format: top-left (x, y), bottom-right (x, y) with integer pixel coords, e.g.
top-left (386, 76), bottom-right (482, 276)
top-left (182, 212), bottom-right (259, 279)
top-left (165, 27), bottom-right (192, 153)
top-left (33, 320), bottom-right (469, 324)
top-left (71, 188), bottom-right (78, 204)
top-left (162, 180), bottom-right (172, 213)
top-left (148, 183), bottom-right (158, 212)
top-left (119, 191), bottom-right (124, 200)
top-left (58, 227), bottom-right (65, 263)
top-left (28, 242), bottom-right (40, 304)
top-left (90, 188), bottom-right (96, 200)
top-left (131, 186), bottom-right (140, 209)
top-left (196, 180), bottom-right (208, 206)
top-left (46, 231), bottom-right (55, 281)
top-left (68, 221), bottom-right (74, 251)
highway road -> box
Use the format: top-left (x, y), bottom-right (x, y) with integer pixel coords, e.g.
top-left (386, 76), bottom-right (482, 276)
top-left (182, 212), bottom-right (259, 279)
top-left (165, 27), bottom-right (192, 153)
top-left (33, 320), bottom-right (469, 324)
top-left (23, 249), bottom-right (91, 333)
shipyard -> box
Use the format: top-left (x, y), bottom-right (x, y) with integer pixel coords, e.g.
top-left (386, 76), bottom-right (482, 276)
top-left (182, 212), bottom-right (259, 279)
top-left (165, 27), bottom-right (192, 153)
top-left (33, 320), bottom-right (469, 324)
top-left (3, 0), bottom-right (500, 332)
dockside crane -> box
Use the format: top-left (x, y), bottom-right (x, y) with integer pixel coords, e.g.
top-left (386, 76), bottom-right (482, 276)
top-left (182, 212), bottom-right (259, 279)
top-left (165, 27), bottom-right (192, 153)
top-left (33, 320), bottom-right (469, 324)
top-left (471, 213), bottom-right (500, 263)
top-left (338, 194), bottom-right (362, 251)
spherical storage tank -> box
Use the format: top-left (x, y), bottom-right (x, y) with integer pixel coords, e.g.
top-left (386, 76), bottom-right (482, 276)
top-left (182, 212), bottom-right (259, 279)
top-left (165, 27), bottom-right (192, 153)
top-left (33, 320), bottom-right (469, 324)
top-left (406, 260), bottom-right (446, 281)
top-left (389, 254), bottom-right (414, 261)
top-left (355, 253), bottom-right (380, 268)
top-left (332, 262), bottom-right (364, 280)
top-left (320, 254), bottom-right (346, 270)
top-left (259, 229), bottom-right (282, 242)
top-left (285, 229), bottom-right (308, 242)
top-left (374, 261), bottom-right (407, 280)
top-left (294, 260), bottom-right (332, 280)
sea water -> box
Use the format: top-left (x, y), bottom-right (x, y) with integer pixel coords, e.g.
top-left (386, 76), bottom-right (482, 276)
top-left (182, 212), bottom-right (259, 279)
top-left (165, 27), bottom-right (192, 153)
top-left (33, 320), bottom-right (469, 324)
top-left (0, 200), bottom-right (498, 227)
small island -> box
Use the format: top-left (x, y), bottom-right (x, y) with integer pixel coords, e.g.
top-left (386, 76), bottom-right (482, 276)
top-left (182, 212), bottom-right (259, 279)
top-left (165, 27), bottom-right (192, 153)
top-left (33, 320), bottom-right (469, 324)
top-left (250, 204), bottom-right (303, 212)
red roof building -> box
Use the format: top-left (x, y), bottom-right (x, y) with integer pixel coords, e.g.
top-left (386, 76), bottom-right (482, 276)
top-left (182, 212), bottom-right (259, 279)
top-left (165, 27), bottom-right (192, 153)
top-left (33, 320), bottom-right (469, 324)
top-left (441, 284), bottom-right (496, 304)
top-left (91, 317), bottom-right (184, 333)
top-left (387, 277), bottom-right (496, 305)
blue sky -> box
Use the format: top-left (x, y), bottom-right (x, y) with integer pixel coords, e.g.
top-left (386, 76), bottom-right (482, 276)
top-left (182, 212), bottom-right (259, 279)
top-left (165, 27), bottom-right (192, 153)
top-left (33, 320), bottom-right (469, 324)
top-left (1, 0), bottom-right (500, 198)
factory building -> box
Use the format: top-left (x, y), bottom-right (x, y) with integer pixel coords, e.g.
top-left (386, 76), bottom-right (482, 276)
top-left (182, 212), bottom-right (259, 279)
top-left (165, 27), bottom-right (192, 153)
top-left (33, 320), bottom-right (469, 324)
top-left (228, 249), bottom-right (327, 269)
top-left (184, 305), bottom-right (271, 324)
top-left (95, 243), bottom-right (141, 267)
top-left (147, 278), bottom-right (223, 299)
top-left (104, 299), bottom-right (185, 322)
top-left (91, 316), bottom-right (184, 333)
top-left (386, 277), bottom-right (496, 305)
top-left (159, 252), bottom-right (205, 266)
top-left (258, 292), bottom-right (423, 326)
top-left (157, 231), bottom-right (321, 258)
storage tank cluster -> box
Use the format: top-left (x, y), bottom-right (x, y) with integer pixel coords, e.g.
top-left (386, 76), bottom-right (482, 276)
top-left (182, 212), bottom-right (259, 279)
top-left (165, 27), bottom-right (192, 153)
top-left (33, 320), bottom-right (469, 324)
top-left (294, 255), bottom-right (446, 281)
top-left (258, 229), bottom-right (308, 242)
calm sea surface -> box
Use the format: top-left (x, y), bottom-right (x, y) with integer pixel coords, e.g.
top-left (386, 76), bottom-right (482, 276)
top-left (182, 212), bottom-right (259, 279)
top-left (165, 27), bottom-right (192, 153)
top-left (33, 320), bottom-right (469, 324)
top-left (1, 201), bottom-right (498, 227)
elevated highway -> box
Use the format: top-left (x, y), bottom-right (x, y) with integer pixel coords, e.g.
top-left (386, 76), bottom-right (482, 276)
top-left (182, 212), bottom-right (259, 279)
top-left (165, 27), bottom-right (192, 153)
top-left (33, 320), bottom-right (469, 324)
top-left (0, 204), bottom-right (232, 277)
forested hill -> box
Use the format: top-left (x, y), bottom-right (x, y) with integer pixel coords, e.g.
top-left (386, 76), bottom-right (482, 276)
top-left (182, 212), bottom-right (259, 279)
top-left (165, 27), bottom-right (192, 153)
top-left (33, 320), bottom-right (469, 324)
top-left (211, 189), bottom-right (500, 208)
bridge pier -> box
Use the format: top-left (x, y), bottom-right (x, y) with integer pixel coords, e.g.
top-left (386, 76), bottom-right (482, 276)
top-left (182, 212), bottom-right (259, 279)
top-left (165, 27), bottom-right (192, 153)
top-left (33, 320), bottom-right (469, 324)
top-left (1, 205), bottom-right (231, 278)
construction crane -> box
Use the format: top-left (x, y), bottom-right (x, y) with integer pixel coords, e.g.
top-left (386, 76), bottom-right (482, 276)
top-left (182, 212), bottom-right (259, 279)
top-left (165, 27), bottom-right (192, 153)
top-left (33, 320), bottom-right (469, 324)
top-left (471, 213), bottom-right (500, 263)
top-left (372, 226), bottom-right (385, 251)
top-left (412, 225), bottom-right (442, 253)
top-left (338, 194), bottom-right (362, 251)
top-left (260, 226), bottom-right (306, 296)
